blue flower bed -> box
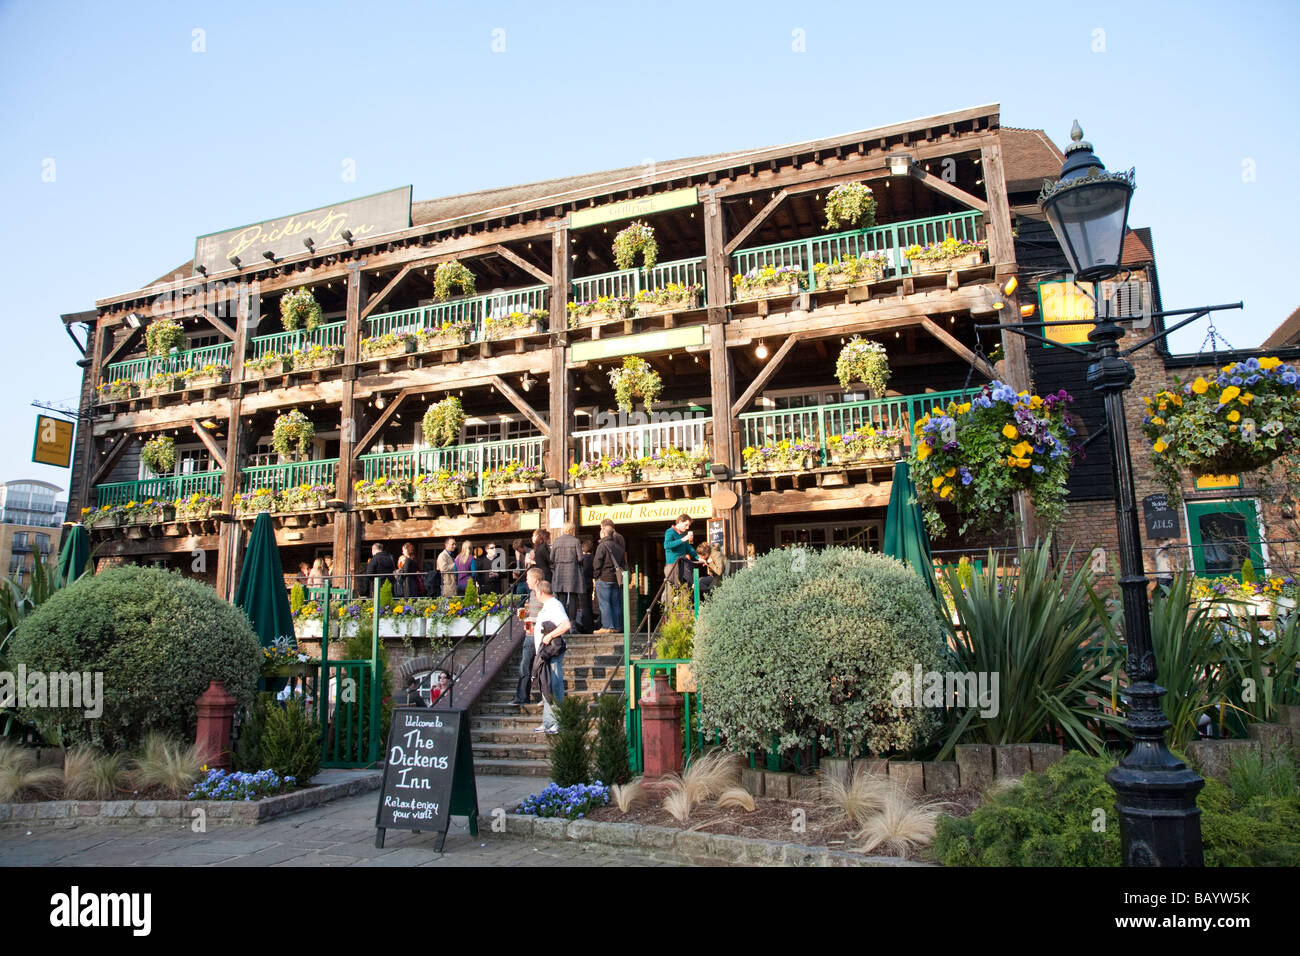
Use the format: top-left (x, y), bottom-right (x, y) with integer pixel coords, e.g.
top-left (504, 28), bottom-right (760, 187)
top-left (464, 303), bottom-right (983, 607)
top-left (186, 768), bottom-right (296, 801)
top-left (515, 782), bottom-right (611, 820)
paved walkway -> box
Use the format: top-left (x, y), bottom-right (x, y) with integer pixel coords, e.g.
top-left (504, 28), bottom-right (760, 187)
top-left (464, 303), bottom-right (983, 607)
top-left (0, 775), bottom-right (684, 868)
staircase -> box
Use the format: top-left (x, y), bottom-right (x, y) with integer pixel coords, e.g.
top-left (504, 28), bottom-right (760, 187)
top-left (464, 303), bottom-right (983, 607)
top-left (470, 631), bottom-right (628, 777)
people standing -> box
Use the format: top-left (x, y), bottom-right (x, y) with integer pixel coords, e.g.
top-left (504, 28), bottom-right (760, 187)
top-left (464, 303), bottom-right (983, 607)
top-left (511, 537), bottom-right (531, 596)
top-left (297, 561), bottom-right (312, 587)
top-left (397, 542), bottom-right (422, 599)
top-left (511, 566), bottom-right (545, 705)
top-left (578, 537), bottom-right (595, 634)
top-left (306, 558), bottom-right (326, 588)
top-left (323, 555), bottom-right (334, 587)
top-left (531, 528), bottom-right (553, 583)
top-left (485, 542), bottom-right (507, 595)
top-left (663, 513), bottom-right (698, 584)
top-left (530, 578), bottom-right (572, 733)
top-left (550, 522), bottom-right (583, 627)
top-left (455, 541), bottom-right (474, 595)
top-left (434, 537), bottom-right (458, 598)
top-left (592, 523), bottom-right (626, 634)
top-left (363, 542), bottom-right (396, 597)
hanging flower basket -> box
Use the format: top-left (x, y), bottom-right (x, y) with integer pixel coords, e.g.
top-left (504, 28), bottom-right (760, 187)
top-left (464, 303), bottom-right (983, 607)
top-left (608, 356), bottom-right (662, 414)
top-left (731, 266), bottom-right (805, 301)
top-left (633, 283), bottom-right (701, 317)
top-left (1142, 356), bottom-right (1300, 490)
top-left (281, 288), bottom-right (323, 332)
top-left (835, 337), bottom-right (891, 394)
top-left (909, 382), bottom-right (1076, 537)
top-left (905, 237), bottom-right (987, 274)
top-left (141, 435), bottom-right (176, 476)
top-left (272, 409), bottom-right (316, 459)
top-left (145, 319), bottom-right (186, 357)
top-left (415, 322), bottom-right (473, 351)
top-left (423, 396), bottom-right (465, 448)
top-left (814, 253), bottom-right (888, 290)
top-left (484, 310), bottom-right (548, 340)
top-left (360, 333), bottom-right (417, 359)
top-left (433, 260), bottom-right (476, 301)
top-left (613, 221), bottom-right (658, 271)
top-left (567, 297), bottom-right (632, 327)
top-left (823, 183), bottom-right (877, 231)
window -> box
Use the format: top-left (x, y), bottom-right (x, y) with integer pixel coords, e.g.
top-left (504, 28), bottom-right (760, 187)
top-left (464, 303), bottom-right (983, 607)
top-left (35, 534), bottom-right (50, 554)
top-left (774, 520), bottom-right (883, 552)
top-left (1185, 500), bottom-right (1264, 579)
top-left (11, 532), bottom-right (28, 551)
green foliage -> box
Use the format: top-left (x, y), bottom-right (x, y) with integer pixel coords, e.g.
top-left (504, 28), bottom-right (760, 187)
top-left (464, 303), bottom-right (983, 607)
top-left (654, 588), bottom-right (694, 660)
top-left (935, 752), bottom-right (1122, 866)
top-left (422, 396), bottom-right (465, 448)
top-left (1199, 747), bottom-right (1300, 866)
top-left (463, 579), bottom-right (478, 606)
top-left (612, 221), bottom-right (658, 271)
top-left (909, 383), bottom-right (1075, 538)
top-left (378, 580), bottom-right (394, 611)
top-left (144, 319), bottom-right (185, 356)
top-left (835, 336), bottom-right (890, 393)
top-left (1222, 611), bottom-right (1300, 722)
top-left (822, 182), bottom-right (877, 230)
top-left (592, 694), bottom-right (631, 786)
top-left (342, 631), bottom-right (393, 753)
top-left (140, 435), bottom-right (176, 475)
top-left (0, 557), bottom-right (57, 740)
top-left (433, 260), bottom-right (475, 301)
top-left (1241, 557), bottom-right (1257, 584)
top-left (607, 356), bottom-right (662, 414)
top-left (694, 547), bottom-right (947, 759)
top-left (261, 699), bottom-right (322, 783)
top-left (7, 565), bottom-right (261, 749)
top-left (234, 692), bottom-right (272, 772)
top-left (937, 541), bottom-right (1119, 759)
top-left (549, 696), bottom-right (592, 787)
top-left (271, 409), bottom-right (315, 460)
top-left (289, 583), bottom-right (305, 617)
top-left (280, 287), bottom-right (323, 332)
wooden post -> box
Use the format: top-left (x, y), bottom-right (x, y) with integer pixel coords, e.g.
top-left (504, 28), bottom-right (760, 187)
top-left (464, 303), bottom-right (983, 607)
top-left (548, 226), bottom-right (571, 522)
top-left (336, 265), bottom-right (367, 576)
top-left (216, 291), bottom-right (251, 599)
top-left (78, 316), bottom-right (112, 516)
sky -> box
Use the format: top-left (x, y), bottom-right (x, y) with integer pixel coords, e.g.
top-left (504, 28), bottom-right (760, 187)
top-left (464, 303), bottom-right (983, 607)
top-left (2, 0), bottom-right (1297, 492)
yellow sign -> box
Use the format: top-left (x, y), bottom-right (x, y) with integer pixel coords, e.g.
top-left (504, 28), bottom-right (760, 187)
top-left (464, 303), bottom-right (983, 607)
top-left (580, 497), bottom-right (713, 526)
top-left (1039, 281), bottom-right (1096, 346)
top-left (518, 512), bottom-right (541, 531)
top-left (570, 187), bottom-right (698, 230)
top-left (32, 415), bottom-right (74, 468)
top-left (1194, 473), bottom-right (1241, 490)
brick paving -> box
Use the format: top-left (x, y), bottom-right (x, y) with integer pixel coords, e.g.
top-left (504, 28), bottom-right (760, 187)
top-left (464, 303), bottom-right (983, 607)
top-left (0, 775), bottom-right (686, 868)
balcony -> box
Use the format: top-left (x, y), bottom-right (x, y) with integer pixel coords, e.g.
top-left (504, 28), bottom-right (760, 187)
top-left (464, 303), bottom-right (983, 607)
top-left (237, 459), bottom-right (339, 522)
top-left (729, 211), bottom-right (984, 301)
top-left (96, 471), bottom-right (225, 507)
top-left (568, 256), bottom-right (707, 319)
top-left (245, 322), bottom-right (348, 378)
top-left (354, 438), bottom-right (547, 517)
top-left (364, 285), bottom-right (550, 348)
top-left (100, 343), bottom-right (235, 398)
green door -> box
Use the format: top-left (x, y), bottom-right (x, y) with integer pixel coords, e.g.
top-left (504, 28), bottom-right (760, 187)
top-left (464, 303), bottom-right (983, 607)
top-left (1185, 500), bottom-right (1264, 579)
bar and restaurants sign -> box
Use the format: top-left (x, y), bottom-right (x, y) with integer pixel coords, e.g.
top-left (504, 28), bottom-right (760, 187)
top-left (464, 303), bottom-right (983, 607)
top-left (195, 186), bottom-right (412, 276)
top-left (32, 415), bottom-right (74, 468)
top-left (581, 498), bottom-right (713, 526)
top-left (570, 187), bottom-right (698, 230)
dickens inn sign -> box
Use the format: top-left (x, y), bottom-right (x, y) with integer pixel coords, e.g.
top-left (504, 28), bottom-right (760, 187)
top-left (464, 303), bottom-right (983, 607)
top-left (195, 186), bottom-right (412, 276)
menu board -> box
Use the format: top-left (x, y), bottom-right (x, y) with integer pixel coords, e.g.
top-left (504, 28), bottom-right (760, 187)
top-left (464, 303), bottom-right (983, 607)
top-left (374, 707), bottom-right (478, 851)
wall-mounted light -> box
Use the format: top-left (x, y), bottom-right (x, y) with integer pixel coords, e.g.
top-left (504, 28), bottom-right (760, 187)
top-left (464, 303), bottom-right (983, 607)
top-left (341, 230), bottom-right (354, 245)
top-left (228, 255), bottom-right (242, 269)
top-left (195, 264), bottom-right (208, 277)
top-left (1003, 276), bottom-right (1019, 297)
top-left (755, 341), bottom-right (768, 360)
top-left (521, 372), bottom-right (535, 393)
top-left (262, 251), bottom-right (278, 263)
top-left (303, 237), bottom-right (315, 253)
top-left (375, 394), bottom-right (386, 410)
top-left (887, 153), bottom-right (914, 177)
top-left (1020, 303), bottom-right (1037, 318)
top-left (124, 313), bottom-right (143, 329)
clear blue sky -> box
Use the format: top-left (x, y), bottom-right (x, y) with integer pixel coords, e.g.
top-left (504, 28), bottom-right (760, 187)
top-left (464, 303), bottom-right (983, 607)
top-left (2, 0), bottom-right (1297, 491)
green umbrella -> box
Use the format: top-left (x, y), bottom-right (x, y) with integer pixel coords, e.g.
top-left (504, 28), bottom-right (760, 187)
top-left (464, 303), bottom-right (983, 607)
top-left (883, 460), bottom-right (938, 599)
top-left (235, 512), bottom-right (295, 649)
top-left (55, 524), bottom-right (91, 588)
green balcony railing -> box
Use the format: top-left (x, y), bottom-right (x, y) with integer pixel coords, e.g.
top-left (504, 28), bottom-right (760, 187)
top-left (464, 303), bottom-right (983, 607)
top-left (357, 438), bottom-right (546, 492)
top-left (248, 321), bottom-right (347, 360)
top-left (365, 285), bottom-right (549, 341)
top-left (729, 211), bottom-right (984, 298)
top-left (570, 256), bottom-right (707, 305)
top-left (95, 471), bottom-right (225, 507)
top-left (103, 342), bottom-right (235, 384)
top-left (571, 416), bottom-right (710, 465)
top-left (240, 459), bottom-right (339, 493)
top-left (738, 388), bottom-right (978, 468)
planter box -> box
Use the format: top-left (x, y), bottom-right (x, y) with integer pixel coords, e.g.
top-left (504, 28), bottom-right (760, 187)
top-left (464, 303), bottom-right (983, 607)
top-left (379, 618), bottom-right (425, 638)
top-left (484, 479), bottom-right (543, 497)
top-left (569, 302), bottom-right (632, 327)
top-left (484, 319), bottom-right (546, 341)
top-left (142, 378), bottom-right (179, 396)
top-left (908, 251), bottom-right (983, 274)
top-left (185, 370), bottom-right (230, 389)
top-left (235, 499), bottom-right (277, 517)
top-left (293, 350), bottom-right (342, 371)
top-left (734, 282), bottom-right (801, 302)
top-left (245, 361), bottom-right (290, 380)
top-left (816, 265), bottom-right (886, 290)
top-left (573, 472), bottom-right (635, 489)
top-left (747, 454), bottom-right (818, 474)
top-left (99, 384), bottom-right (137, 402)
top-left (430, 618), bottom-right (478, 639)
top-left (279, 497), bottom-right (330, 513)
top-left (640, 464), bottom-right (707, 482)
top-left (634, 291), bottom-right (701, 316)
top-left (357, 493), bottom-right (408, 508)
top-left (829, 444), bottom-right (901, 465)
top-left (415, 486), bottom-right (469, 504)
top-left (361, 338), bottom-right (417, 360)
top-left (414, 328), bottom-right (470, 352)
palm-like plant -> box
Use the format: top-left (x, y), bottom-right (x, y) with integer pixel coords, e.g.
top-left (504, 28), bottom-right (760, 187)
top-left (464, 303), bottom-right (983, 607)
top-left (936, 540), bottom-right (1119, 759)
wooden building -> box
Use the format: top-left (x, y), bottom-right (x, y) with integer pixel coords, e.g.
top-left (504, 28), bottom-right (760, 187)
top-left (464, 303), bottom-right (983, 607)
top-left (64, 103), bottom-right (1076, 597)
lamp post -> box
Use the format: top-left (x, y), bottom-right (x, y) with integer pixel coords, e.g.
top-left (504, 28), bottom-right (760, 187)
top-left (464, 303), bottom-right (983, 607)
top-left (1038, 122), bottom-right (1205, 866)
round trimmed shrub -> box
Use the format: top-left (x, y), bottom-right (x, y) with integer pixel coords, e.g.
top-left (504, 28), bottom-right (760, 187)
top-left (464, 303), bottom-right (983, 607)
top-left (9, 565), bottom-right (261, 749)
top-left (693, 546), bottom-right (947, 759)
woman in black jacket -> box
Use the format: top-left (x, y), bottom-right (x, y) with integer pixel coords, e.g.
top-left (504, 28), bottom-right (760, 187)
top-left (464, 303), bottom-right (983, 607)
top-left (530, 528), bottom-right (552, 583)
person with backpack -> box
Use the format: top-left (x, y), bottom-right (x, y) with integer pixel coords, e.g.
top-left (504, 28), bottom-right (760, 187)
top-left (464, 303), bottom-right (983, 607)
top-left (592, 522), bottom-right (626, 634)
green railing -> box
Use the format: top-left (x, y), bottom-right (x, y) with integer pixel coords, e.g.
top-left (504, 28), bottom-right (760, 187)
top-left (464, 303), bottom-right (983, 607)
top-left (570, 256), bottom-right (707, 304)
top-left (357, 438), bottom-right (546, 491)
top-left (571, 416), bottom-right (709, 464)
top-left (625, 659), bottom-right (710, 775)
top-left (249, 321), bottom-right (347, 359)
top-left (103, 342), bottom-right (235, 383)
top-left (365, 285), bottom-right (549, 340)
top-left (729, 211), bottom-right (983, 296)
top-left (738, 388), bottom-right (977, 468)
top-left (240, 459), bottom-right (339, 493)
top-left (95, 471), bottom-right (225, 507)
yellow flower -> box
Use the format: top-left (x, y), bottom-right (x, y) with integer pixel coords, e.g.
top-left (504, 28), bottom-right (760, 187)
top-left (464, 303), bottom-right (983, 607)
top-left (1218, 386), bottom-right (1241, 404)
top-left (1010, 441), bottom-right (1033, 459)
top-left (1259, 356), bottom-right (1282, 370)
top-left (1030, 395), bottom-right (1044, 409)
top-left (1170, 393), bottom-right (1183, 407)
top-left (939, 485), bottom-right (952, 499)
top-left (916, 443), bottom-right (932, 461)
top-left (914, 417), bottom-right (929, 436)
top-left (1151, 416), bottom-right (1165, 427)
top-left (1192, 377), bottom-right (1209, 394)
top-left (957, 402), bottom-right (971, 414)
top-left (1001, 424), bottom-right (1019, 440)
top-left (1006, 456), bottom-right (1030, 469)
top-left (1240, 392), bottom-right (1254, 405)
top-left (931, 475), bottom-right (946, 490)
top-left (1227, 410), bottom-right (1241, 423)
top-left (944, 467), bottom-right (956, 478)
top-left (1153, 439), bottom-right (1168, 453)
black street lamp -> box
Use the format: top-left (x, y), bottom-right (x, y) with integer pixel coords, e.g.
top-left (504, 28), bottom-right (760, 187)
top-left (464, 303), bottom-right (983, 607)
top-left (1039, 122), bottom-right (1205, 866)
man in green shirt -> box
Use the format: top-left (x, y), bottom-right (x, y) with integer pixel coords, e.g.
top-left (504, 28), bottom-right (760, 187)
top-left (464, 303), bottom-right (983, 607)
top-left (663, 513), bottom-right (697, 582)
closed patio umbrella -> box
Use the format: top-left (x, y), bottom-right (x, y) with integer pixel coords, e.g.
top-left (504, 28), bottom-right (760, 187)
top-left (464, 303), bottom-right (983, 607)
top-left (882, 460), bottom-right (938, 599)
top-left (235, 512), bottom-right (295, 648)
top-left (55, 524), bottom-right (91, 588)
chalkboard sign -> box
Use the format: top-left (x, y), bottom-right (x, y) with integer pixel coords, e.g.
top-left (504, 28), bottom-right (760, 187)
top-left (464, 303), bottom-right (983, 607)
top-left (1143, 494), bottom-right (1181, 539)
top-left (708, 519), bottom-right (725, 551)
top-left (375, 707), bottom-right (478, 851)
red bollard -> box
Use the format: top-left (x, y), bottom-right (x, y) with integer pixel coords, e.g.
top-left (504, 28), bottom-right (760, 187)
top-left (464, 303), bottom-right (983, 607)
top-left (640, 673), bottom-right (684, 782)
top-left (195, 680), bottom-right (238, 770)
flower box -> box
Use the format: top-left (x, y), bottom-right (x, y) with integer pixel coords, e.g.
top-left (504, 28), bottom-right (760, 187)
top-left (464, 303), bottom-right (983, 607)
top-left (244, 359), bottom-right (291, 380)
top-left (908, 251), bottom-right (983, 274)
top-left (634, 289), bottom-right (702, 317)
top-left (142, 376), bottom-right (180, 396)
top-left (816, 267), bottom-right (886, 290)
top-left (98, 382), bottom-right (136, 402)
top-left (357, 491), bottom-right (407, 507)
top-left (568, 300), bottom-right (632, 327)
top-left (279, 496), bottom-right (330, 513)
top-left (749, 453), bottom-right (818, 474)
top-left (640, 464), bottom-right (707, 482)
top-left (185, 370), bottom-right (230, 389)
top-left (292, 348), bottom-right (343, 371)
top-left (734, 281), bottom-right (801, 302)
top-left (484, 479), bottom-right (543, 497)
top-left (414, 486), bottom-right (468, 504)
top-left (574, 472), bottom-right (633, 489)
top-left (361, 337), bottom-right (417, 360)
top-left (415, 328), bottom-right (471, 352)
top-left (235, 496), bottom-right (277, 516)
top-left (829, 444), bottom-right (901, 465)
top-left (379, 618), bottom-right (425, 638)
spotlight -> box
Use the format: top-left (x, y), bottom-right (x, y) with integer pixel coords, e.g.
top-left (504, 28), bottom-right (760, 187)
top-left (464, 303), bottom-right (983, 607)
top-left (303, 237), bottom-right (315, 253)
top-left (195, 264), bottom-right (208, 277)
top-left (125, 313), bottom-right (143, 329)
top-left (1003, 276), bottom-right (1019, 296)
top-left (228, 255), bottom-right (242, 269)
top-left (755, 341), bottom-right (769, 360)
top-left (341, 230), bottom-right (354, 245)
top-left (887, 153), bottom-right (914, 177)
top-left (1020, 303), bottom-right (1037, 318)
top-left (262, 251), bottom-right (278, 263)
